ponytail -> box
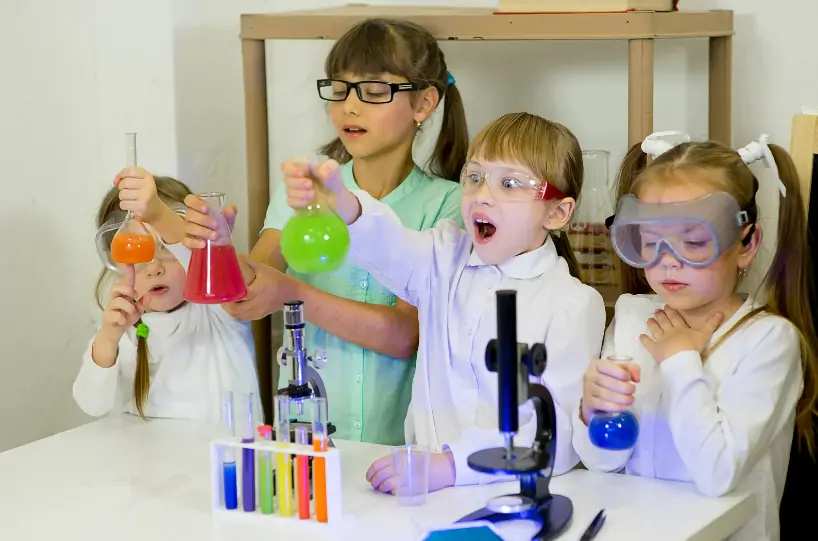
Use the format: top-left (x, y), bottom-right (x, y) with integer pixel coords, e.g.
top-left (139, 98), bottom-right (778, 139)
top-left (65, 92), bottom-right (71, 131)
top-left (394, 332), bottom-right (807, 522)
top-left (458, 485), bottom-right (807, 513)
top-left (612, 143), bottom-right (652, 295)
top-left (427, 83), bottom-right (469, 181)
top-left (133, 320), bottom-right (151, 419)
top-left (761, 144), bottom-right (818, 455)
top-left (318, 137), bottom-right (352, 165)
top-left (552, 232), bottom-right (581, 280)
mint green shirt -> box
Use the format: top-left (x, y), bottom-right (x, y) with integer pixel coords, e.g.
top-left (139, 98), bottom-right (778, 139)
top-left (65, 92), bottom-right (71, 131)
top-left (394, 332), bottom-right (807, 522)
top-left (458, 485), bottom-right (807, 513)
top-left (263, 161), bottom-right (463, 445)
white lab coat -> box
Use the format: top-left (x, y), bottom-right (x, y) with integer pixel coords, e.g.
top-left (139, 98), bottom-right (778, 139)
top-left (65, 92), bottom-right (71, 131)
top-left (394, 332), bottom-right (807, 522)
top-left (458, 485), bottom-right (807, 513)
top-left (347, 191), bottom-right (606, 486)
top-left (572, 293), bottom-right (802, 541)
top-left (73, 244), bottom-right (262, 424)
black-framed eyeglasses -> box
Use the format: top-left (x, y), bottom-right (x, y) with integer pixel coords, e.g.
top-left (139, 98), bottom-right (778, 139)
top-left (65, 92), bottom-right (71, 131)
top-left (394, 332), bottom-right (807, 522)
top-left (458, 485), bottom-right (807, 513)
top-left (316, 79), bottom-right (419, 104)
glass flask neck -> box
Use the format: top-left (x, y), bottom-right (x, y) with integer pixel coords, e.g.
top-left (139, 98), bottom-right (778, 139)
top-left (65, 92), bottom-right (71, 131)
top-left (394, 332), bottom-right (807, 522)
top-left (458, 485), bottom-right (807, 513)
top-left (199, 192), bottom-right (233, 246)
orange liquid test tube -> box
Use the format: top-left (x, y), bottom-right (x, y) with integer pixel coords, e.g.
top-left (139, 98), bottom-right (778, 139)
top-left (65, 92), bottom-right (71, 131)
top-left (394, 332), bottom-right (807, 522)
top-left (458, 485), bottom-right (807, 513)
top-left (295, 425), bottom-right (310, 520)
top-left (312, 397), bottom-right (328, 523)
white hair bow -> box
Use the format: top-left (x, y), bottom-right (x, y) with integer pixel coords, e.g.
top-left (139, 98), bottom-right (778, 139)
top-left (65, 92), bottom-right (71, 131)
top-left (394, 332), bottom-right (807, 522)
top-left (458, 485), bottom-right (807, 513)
top-left (641, 131), bottom-right (692, 159)
top-left (737, 134), bottom-right (786, 197)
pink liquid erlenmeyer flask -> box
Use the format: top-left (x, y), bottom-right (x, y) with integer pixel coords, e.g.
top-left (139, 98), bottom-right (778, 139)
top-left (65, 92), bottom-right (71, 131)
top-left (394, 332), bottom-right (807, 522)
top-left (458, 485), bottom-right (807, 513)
top-left (183, 192), bottom-right (247, 304)
top-left (111, 132), bottom-right (156, 265)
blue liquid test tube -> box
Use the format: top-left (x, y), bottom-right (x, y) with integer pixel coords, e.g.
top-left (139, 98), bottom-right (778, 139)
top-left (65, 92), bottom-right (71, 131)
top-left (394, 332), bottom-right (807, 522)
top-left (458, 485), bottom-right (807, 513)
top-left (241, 392), bottom-right (256, 512)
top-left (221, 391), bottom-right (238, 510)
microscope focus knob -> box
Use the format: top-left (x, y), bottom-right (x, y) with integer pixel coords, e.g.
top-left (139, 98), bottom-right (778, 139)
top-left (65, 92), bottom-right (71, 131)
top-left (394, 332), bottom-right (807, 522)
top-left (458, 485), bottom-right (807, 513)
top-left (485, 339), bottom-right (499, 372)
top-left (312, 348), bottom-right (327, 369)
top-left (277, 346), bottom-right (288, 367)
top-left (527, 343), bottom-right (547, 377)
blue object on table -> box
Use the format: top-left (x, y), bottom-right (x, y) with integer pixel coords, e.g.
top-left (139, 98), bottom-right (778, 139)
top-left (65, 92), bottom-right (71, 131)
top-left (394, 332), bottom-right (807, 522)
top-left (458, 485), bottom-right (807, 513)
top-left (424, 522), bottom-right (504, 541)
top-left (223, 461), bottom-right (238, 509)
top-left (588, 411), bottom-right (639, 450)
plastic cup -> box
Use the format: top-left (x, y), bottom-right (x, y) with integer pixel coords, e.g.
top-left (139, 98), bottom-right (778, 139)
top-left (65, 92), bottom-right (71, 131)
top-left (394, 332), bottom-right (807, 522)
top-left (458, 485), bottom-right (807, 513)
top-left (392, 445), bottom-right (431, 507)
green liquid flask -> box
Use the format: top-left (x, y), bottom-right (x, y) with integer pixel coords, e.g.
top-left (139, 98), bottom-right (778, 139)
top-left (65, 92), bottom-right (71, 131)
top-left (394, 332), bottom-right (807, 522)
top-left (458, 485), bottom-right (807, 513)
top-left (280, 201), bottom-right (350, 274)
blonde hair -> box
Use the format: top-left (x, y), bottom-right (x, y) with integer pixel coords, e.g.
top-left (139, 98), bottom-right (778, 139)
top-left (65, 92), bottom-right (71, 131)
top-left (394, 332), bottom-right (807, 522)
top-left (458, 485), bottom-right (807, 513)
top-left (615, 140), bottom-right (818, 454)
top-left (319, 18), bottom-right (469, 181)
top-left (93, 176), bottom-right (193, 418)
top-left (467, 112), bottom-right (584, 279)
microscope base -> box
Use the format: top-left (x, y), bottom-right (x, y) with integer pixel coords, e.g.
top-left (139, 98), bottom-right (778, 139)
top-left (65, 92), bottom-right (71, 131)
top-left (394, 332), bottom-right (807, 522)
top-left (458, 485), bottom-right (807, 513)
top-left (456, 494), bottom-right (572, 541)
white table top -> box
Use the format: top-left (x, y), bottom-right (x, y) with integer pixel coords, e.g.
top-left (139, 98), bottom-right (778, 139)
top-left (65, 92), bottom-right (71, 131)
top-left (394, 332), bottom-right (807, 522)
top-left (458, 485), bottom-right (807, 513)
top-left (0, 416), bottom-right (755, 541)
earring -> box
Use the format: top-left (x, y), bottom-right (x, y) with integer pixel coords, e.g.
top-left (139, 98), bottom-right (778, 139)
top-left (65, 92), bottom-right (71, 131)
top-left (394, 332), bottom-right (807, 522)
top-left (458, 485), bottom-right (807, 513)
top-left (416, 121), bottom-right (422, 129)
top-left (738, 267), bottom-right (748, 280)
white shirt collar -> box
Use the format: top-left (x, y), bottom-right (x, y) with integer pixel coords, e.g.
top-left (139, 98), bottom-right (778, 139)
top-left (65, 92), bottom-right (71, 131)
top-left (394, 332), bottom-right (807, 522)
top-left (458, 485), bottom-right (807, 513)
top-left (466, 236), bottom-right (558, 279)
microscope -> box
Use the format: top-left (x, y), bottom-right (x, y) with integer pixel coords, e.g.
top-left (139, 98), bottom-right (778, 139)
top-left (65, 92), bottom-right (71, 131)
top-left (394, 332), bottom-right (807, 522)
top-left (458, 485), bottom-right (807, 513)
top-left (275, 300), bottom-right (336, 444)
top-left (456, 290), bottom-right (573, 541)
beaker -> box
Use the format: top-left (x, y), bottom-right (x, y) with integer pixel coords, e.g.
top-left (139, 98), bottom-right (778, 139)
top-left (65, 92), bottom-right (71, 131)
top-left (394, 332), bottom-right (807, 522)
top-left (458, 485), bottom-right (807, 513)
top-left (111, 133), bottom-right (157, 265)
top-left (183, 192), bottom-right (247, 304)
top-left (280, 161), bottom-right (350, 274)
top-left (588, 356), bottom-right (640, 450)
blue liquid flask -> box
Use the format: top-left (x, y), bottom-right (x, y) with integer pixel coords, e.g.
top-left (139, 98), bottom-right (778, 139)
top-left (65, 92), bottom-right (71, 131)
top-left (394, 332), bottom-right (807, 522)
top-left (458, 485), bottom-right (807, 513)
top-left (588, 356), bottom-right (640, 450)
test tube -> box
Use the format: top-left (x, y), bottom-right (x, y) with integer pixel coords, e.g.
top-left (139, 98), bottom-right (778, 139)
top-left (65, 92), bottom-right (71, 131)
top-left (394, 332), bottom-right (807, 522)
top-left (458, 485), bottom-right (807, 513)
top-left (312, 397), bottom-right (328, 523)
top-left (221, 391), bottom-right (238, 510)
top-left (241, 392), bottom-right (256, 512)
top-left (257, 425), bottom-right (274, 514)
top-left (276, 395), bottom-right (293, 516)
top-left (125, 133), bottom-right (137, 167)
top-left (295, 425), bottom-right (310, 520)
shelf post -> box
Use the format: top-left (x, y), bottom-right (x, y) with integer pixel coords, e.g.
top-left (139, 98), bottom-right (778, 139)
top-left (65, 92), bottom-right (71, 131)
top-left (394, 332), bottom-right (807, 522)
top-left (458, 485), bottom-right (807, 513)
top-left (628, 39), bottom-right (655, 148)
top-left (241, 38), bottom-right (274, 423)
top-left (709, 35), bottom-right (733, 146)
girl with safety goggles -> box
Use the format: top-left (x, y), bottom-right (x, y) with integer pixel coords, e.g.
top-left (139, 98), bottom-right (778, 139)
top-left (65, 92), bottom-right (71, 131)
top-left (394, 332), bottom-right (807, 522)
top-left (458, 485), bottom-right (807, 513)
top-left (573, 131), bottom-right (817, 541)
top-left (74, 171), bottom-right (260, 424)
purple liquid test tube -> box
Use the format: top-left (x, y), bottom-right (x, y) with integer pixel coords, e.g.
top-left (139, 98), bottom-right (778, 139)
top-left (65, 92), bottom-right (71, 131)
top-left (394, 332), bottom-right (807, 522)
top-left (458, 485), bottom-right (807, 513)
top-left (241, 392), bottom-right (256, 512)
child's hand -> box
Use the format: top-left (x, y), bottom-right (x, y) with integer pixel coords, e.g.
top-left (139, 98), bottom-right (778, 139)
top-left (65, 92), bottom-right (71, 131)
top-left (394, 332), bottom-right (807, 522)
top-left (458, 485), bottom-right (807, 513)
top-left (640, 307), bottom-right (724, 363)
top-left (182, 195), bottom-right (237, 250)
top-left (114, 167), bottom-right (163, 223)
top-left (92, 266), bottom-right (151, 368)
top-left (580, 359), bottom-right (641, 425)
top-left (281, 158), bottom-right (344, 207)
top-left (281, 158), bottom-right (361, 224)
top-left (365, 450), bottom-right (455, 495)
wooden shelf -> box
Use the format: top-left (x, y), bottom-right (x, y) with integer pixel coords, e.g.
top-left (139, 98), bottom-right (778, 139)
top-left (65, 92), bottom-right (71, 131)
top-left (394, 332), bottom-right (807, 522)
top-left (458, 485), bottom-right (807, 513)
top-left (241, 5), bottom-right (733, 41)
top-left (239, 4), bottom-right (734, 420)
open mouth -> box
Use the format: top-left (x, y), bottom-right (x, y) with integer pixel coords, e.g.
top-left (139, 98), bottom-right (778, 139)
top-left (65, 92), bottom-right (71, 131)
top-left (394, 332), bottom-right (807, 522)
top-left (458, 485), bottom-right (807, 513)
top-left (149, 285), bottom-right (169, 296)
top-left (343, 125), bottom-right (367, 137)
top-left (473, 216), bottom-right (497, 244)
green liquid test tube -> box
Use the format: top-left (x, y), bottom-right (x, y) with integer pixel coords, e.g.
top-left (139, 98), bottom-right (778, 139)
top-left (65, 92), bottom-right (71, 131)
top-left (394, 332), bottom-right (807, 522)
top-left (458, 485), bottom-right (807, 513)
top-left (257, 425), bottom-right (274, 514)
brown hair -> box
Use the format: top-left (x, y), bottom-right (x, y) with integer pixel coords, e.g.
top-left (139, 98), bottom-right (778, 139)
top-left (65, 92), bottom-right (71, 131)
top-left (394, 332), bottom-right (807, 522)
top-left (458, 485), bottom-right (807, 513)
top-left (94, 176), bottom-right (193, 418)
top-left (467, 112), bottom-right (584, 279)
top-left (318, 18), bottom-right (469, 181)
top-left (615, 140), bottom-right (818, 454)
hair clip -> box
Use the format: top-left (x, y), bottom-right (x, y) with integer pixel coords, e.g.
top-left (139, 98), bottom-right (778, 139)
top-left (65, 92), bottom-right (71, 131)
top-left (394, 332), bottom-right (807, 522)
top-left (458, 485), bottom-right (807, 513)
top-left (447, 71), bottom-right (456, 87)
top-left (640, 131), bottom-right (691, 159)
top-left (136, 322), bottom-right (150, 339)
top-left (736, 134), bottom-right (786, 197)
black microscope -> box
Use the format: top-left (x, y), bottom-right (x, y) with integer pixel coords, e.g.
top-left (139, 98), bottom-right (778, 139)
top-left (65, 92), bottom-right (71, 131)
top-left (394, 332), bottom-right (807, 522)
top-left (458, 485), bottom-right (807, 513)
top-left (455, 290), bottom-right (574, 540)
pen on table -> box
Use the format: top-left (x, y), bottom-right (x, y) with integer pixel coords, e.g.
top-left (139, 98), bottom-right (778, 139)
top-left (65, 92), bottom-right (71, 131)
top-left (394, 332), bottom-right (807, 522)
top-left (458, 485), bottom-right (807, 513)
top-left (580, 509), bottom-right (606, 541)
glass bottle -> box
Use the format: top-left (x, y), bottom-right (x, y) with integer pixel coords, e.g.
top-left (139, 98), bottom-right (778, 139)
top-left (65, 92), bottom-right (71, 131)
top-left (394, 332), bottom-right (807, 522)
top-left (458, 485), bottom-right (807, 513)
top-left (567, 150), bottom-right (617, 306)
top-left (183, 192), bottom-right (247, 304)
top-left (111, 132), bottom-right (157, 265)
top-left (588, 355), bottom-right (640, 450)
top-left (280, 161), bottom-right (350, 274)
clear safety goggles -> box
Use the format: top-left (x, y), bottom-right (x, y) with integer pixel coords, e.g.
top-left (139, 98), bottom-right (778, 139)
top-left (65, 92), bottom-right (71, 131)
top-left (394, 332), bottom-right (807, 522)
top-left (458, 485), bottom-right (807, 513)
top-left (609, 191), bottom-right (753, 268)
top-left (95, 208), bottom-right (184, 273)
top-left (459, 161), bottom-right (567, 202)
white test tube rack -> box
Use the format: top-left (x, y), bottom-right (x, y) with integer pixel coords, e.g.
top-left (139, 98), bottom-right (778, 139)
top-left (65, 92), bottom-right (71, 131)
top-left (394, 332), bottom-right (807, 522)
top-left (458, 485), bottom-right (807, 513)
top-left (209, 437), bottom-right (343, 526)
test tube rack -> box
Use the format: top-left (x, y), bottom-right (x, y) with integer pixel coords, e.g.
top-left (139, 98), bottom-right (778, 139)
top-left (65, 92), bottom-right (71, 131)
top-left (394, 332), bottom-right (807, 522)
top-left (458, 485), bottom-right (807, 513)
top-left (209, 437), bottom-right (343, 526)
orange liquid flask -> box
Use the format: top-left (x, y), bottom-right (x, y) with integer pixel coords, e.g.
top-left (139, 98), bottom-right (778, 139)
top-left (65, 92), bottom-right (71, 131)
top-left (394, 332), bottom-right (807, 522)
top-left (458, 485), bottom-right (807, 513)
top-left (183, 192), bottom-right (247, 304)
top-left (111, 133), bottom-right (157, 266)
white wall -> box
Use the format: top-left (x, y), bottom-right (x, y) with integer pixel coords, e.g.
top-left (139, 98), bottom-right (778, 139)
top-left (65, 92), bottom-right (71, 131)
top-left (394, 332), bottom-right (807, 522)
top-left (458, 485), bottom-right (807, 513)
top-left (1, 0), bottom-right (815, 451)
